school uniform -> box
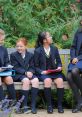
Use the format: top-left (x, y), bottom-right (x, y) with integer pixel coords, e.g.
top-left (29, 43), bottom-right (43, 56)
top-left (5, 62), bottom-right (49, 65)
top-left (34, 45), bottom-right (64, 112)
top-left (67, 29), bottom-right (82, 113)
top-left (10, 50), bottom-right (39, 112)
top-left (0, 45), bottom-right (9, 100)
top-left (0, 45), bottom-right (16, 101)
top-left (0, 45), bottom-right (9, 67)
top-left (68, 29), bottom-right (82, 72)
top-left (10, 50), bottom-right (36, 81)
top-left (34, 45), bottom-right (63, 81)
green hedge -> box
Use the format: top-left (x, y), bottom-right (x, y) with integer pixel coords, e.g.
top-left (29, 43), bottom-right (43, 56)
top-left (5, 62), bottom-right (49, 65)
top-left (0, 0), bottom-right (81, 48)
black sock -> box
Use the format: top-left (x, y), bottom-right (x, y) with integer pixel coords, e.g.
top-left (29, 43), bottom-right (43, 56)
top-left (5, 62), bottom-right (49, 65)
top-left (67, 72), bottom-right (82, 104)
top-left (44, 88), bottom-right (52, 107)
top-left (72, 68), bottom-right (82, 95)
top-left (31, 87), bottom-right (38, 109)
top-left (7, 84), bottom-right (16, 100)
top-left (0, 86), bottom-right (4, 101)
top-left (57, 88), bottom-right (64, 107)
top-left (22, 90), bottom-right (29, 107)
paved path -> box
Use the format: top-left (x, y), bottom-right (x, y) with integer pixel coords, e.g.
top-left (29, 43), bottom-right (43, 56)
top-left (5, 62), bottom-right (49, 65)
top-left (13, 109), bottom-right (82, 117)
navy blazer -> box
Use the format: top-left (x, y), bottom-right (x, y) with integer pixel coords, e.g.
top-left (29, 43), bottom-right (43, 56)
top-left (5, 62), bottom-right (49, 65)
top-left (0, 46), bottom-right (9, 67)
top-left (70, 29), bottom-right (82, 61)
top-left (34, 45), bottom-right (62, 74)
top-left (10, 50), bottom-right (35, 80)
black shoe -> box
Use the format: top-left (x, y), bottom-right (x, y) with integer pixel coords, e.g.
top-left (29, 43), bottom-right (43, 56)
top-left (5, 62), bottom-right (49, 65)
top-left (72, 103), bottom-right (82, 113)
top-left (47, 106), bottom-right (53, 114)
top-left (58, 106), bottom-right (64, 113)
top-left (31, 108), bottom-right (37, 114)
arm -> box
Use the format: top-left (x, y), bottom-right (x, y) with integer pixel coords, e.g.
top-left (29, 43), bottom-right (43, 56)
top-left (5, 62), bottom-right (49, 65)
top-left (77, 55), bottom-right (82, 60)
top-left (4, 48), bottom-right (10, 66)
top-left (28, 54), bottom-right (35, 73)
top-left (55, 47), bottom-right (62, 67)
top-left (34, 50), bottom-right (43, 74)
top-left (10, 53), bottom-right (26, 74)
top-left (70, 32), bottom-right (77, 61)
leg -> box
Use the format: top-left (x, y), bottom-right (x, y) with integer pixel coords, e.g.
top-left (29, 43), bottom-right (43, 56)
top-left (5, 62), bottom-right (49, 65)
top-left (3, 76), bottom-right (16, 100)
top-left (71, 68), bottom-right (82, 113)
top-left (21, 78), bottom-right (30, 106)
top-left (54, 78), bottom-right (64, 113)
top-left (0, 77), bottom-right (4, 101)
top-left (67, 72), bottom-right (82, 104)
top-left (72, 68), bottom-right (82, 95)
top-left (21, 78), bottom-right (31, 114)
top-left (44, 78), bottom-right (53, 113)
top-left (31, 78), bottom-right (39, 114)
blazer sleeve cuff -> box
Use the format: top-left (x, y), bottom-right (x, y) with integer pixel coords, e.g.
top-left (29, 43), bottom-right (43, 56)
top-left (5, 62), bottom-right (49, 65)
top-left (57, 64), bottom-right (62, 67)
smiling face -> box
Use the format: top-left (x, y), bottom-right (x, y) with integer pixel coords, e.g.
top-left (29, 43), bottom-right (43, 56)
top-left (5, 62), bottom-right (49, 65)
top-left (16, 38), bottom-right (27, 54)
top-left (44, 32), bottom-right (53, 45)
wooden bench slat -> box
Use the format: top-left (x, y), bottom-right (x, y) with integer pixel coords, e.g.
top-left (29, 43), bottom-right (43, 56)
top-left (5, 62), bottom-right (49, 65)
top-left (7, 48), bottom-right (70, 55)
top-left (2, 81), bottom-right (70, 90)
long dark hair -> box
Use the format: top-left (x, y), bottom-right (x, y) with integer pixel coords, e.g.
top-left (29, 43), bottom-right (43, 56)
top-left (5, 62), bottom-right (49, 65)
top-left (35, 32), bottom-right (47, 48)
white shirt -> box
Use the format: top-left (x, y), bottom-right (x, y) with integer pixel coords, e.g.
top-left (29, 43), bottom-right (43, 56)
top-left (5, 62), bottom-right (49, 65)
top-left (44, 47), bottom-right (50, 57)
top-left (21, 53), bottom-right (25, 59)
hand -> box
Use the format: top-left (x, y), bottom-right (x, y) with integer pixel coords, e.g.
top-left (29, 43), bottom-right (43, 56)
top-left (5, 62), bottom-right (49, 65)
top-left (72, 58), bottom-right (78, 64)
top-left (0, 68), bottom-right (4, 72)
top-left (41, 70), bottom-right (48, 75)
top-left (26, 72), bottom-right (33, 79)
top-left (56, 67), bottom-right (62, 71)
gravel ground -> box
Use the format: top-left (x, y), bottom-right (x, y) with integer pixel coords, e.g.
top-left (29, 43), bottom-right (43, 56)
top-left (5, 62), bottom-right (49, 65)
top-left (12, 109), bottom-right (82, 117)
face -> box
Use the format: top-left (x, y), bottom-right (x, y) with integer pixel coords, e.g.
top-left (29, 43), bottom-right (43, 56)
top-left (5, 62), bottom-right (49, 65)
top-left (0, 33), bottom-right (5, 45)
top-left (16, 41), bottom-right (26, 54)
top-left (62, 34), bottom-right (68, 41)
top-left (44, 32), bottom-right (53, 45)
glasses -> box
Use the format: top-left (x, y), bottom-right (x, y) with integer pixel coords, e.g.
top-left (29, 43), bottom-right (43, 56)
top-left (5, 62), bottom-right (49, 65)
top-left (46, 36), bottom-right (52, 39)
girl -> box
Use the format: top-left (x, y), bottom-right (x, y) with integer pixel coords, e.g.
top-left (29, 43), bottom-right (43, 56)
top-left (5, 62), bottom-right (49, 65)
top-left (67, 20), bottom-right (82, 113)
top-left (0, 29), bottom-right (16, 110)
top-left (34, 32), bottom-right (64, 113)
top-left (10, 38), bottom-right (39, 114)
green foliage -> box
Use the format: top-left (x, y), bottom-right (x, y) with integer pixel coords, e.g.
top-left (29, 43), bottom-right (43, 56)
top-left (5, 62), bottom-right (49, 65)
top-left (32, 90), bottom-right (73, 109)
top-left (0, 0), bottom-right (81, 48)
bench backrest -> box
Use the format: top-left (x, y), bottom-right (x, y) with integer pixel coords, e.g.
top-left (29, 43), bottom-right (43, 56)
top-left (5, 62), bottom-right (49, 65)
top-left (7, 48), bottom-right (70, 74)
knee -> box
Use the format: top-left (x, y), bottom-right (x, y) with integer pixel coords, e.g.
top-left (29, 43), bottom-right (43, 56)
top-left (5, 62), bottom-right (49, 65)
top-left (44, 78), bottom-right (52, 87)
top-left (22, 78), bottom-right (30, 86)
top-left (55, 78), bottom-right (64, 88)
top-left (72, 68), bottom-right (79, 76)
top-left (67, 72), bottom-right (72, 81)
top-left (31, 78), bottom-right (39, 86)
top-left (5, 76), bottom-right (13, 84)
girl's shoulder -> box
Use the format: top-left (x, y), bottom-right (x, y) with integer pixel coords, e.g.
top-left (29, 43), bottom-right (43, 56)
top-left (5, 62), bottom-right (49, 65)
top-left (34, 46), bottom-right (42, 53)
top-left (0, 46), bottom-right (8, 52)
top-left (50, 44), bottom-right (58, 50)
top-left (10, 51), bottom-right (18, 57)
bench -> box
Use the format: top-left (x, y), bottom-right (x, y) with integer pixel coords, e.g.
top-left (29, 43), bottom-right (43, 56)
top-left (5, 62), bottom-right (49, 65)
top-left (2, 48), bottom-right (70, 90)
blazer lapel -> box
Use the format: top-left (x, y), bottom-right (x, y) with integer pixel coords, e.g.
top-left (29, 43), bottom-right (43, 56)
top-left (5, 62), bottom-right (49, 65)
top-left (15, 51), bottom-right (25, 67)
top-left (77, 38), bottom-right (82, 55)
top-left (24, 51), bottom-right (30, 67)
top-left (50, 46), bottom-right (55, 63)
top-left (40, 46), bottom-right (46, 68)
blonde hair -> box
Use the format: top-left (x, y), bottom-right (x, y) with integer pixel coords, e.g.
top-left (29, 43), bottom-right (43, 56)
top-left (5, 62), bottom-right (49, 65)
top-left (0, 29), bottom-right (5, 39)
